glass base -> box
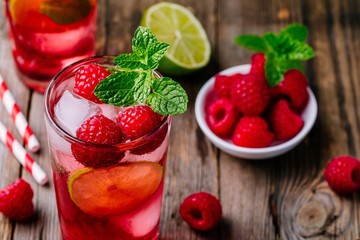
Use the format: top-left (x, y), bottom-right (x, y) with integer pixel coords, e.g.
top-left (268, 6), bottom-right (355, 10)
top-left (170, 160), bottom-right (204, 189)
top-left (16, 68), bottom-right (51, 93)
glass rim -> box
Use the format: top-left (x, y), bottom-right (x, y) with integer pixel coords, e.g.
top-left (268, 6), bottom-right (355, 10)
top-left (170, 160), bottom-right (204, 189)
top-left (44, 55), bottom-right (171, 149)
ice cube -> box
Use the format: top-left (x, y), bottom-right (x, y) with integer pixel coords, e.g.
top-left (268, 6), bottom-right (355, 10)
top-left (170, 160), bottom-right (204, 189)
top-left (109, 183), bottom-right (164, 238)
top-left (54, 90), bottom-right (101, 136)
top-left (99, 103), bottom-right (123, 121)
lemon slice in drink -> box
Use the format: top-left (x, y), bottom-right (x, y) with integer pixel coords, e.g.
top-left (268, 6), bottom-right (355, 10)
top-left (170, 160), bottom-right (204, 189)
top-left (141, 2), bottom-right (211, 75)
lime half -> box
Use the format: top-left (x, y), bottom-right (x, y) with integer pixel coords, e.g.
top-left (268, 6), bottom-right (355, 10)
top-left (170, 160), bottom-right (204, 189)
top-left (141, 2), bottom-right (211, 75)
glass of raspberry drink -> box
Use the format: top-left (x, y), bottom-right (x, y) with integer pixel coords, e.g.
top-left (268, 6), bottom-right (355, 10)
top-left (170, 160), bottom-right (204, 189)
top-left (45, 56), bottom-right (172, 240)
top-left (4, 0), bottom-right (97, 93)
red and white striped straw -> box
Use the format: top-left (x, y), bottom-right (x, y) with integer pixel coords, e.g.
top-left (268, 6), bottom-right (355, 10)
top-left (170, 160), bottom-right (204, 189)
top-left (0, 73), bottom-right (40, 152)
top-left (0, 120), bottom-right (48, 185)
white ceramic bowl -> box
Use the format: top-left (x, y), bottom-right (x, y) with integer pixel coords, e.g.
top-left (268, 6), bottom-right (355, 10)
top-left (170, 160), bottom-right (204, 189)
top-left (195, 64), bottom-right (318, 159)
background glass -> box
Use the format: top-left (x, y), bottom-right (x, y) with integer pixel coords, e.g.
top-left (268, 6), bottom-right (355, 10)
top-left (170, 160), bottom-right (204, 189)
top-left (5, 0), bottom-right (97, 93)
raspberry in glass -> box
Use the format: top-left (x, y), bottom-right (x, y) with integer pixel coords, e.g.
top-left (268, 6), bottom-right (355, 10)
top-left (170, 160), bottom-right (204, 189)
top-left (71, 114), bottom-right (124, 168)
top-left (74, 63), bottom-right (110, 103)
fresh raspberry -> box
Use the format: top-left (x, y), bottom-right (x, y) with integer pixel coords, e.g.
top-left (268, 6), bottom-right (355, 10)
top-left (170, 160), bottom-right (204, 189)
top-left (270, 70), bottom-right (309, 112)
top-left (214, 73), bottom-right (242, 98)
top-left (179, 192), bottom-right (222, 231)
top-left (231, 73), bottom-right (270, 116)
top-left (130, 122), bottom-right (168, 155)
top-left (324, 156), bottom-right (360, 195)
top-left (73, 63), bottom-right (110, 103)
top-left (268, 99), bottom-right (304, 141)
top-left (232, 116), bottom-right (273, 148)
top-left (250, 53), bottom-right (266, 77)
top-left (117, 105), bottom-right (162, 140)
top-left (0, 179), bottom-right (34, 221)
top-left (71, 114), bottom-right (124, 168)
top-left (76, 114), bottom-right (123, 144)
top-left (206, 98), bottom-right (239, 136)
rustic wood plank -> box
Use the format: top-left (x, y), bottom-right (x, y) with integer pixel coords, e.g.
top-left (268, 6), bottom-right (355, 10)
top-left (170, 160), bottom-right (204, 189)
top-left (12, 92), bottom-right (61, 240)
top-left (275, 0), bottom-right (360, 239)
top-left (218, 0), bottom-right (360, 239)
top-left (284, 1), bottom-right (355, 239)
top-left (155, 0), bottom-right (220, 239)
top-left (96, 0), bottom-right (107, 55)
top-left (0, 1), bottom-right (32, 239)
top-left (217, 0), bottom-right (292, 239)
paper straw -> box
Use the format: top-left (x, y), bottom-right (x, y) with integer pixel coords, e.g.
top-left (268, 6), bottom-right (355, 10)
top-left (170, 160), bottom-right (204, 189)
top-left (0, 120), bottom-right (48, 185)
top-left (0, 73), bottom-right (40, 152)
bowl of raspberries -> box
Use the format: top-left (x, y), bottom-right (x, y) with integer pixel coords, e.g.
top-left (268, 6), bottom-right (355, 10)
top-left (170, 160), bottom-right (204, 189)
top-left (195, 54), bottom-right (317, 159)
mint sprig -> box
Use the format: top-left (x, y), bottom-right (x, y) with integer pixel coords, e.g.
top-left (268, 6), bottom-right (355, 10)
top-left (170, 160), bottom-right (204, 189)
top-left (94, 26), bottom-right (188, 115)
top-left (234, 23), bottom-right (315, 86)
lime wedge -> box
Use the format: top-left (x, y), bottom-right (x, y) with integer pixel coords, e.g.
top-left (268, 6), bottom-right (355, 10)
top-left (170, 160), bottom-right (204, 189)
top-left (141, 2), bottom-right (211, 75)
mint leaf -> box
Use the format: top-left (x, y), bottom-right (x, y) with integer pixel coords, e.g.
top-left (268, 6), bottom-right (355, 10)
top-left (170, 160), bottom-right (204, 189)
top-left (287, 41), bottom-right (315, 60)
top-left (40, 0), bottom-right (92, 25)
top-left (147, 42), bottom-right (169, 70)
top-left (132, 27), bottom-right (169, 70)
top-left (280, 24), bottom-right (308, 42)
top-left (264, 33), bottom-right (315, 60)
top-left (132, 26), bottom-right (158, 56)
top-left (235, 24), bottom-right (315, 87)
top-left (147, 77), bottom-right (188, 115)
top-left (265, 55), bottom-right (305, 87)
top-left (234, 35), bottom-right (269, 53)
top-left (278, 59), bottom-right (304, 73)
top-left (262, 33), bottom-right (279, 52)
top-left (265, 53), bottom-right (283, 87)
top-left (94, 72), bottom-right (139, 106)
top-left (94, 26), bottom-right (188, 116)
top-left (133, 72), bottom-right (152, 104)
top-left (114, 53), bottom-right (148, 70)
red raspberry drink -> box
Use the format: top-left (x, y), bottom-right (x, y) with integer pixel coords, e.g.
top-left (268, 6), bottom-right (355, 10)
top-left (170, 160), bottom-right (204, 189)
top-left (45, 57), bottom-right (172, 240)
top-left (5, 0), bottom-right (97, 93)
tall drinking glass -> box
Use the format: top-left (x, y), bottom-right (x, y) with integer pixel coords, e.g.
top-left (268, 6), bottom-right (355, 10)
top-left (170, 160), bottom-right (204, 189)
top-left (5, 0), bottom-right (97, 93)
top-left (44, 56), bottom-right (171, 240)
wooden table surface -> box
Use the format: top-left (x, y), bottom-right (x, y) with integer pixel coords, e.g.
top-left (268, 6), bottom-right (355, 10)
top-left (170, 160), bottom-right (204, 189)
top-left (1, 0), bottom-right (360, 239)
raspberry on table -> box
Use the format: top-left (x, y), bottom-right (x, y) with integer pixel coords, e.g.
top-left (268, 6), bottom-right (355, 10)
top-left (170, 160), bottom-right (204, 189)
top-left (117, 105), bottom-right (162, 140)
top-left (0, 179), bottom-right (34, 221)
top-left (270, 69), bottom-right (309, 112)
top-left (324, 155), bottom-right (360, 195)
top-left (231, 73), bottom-right (270, 116)
top-left (71, 114), bottom-right (124, 168)
top-left (268, 99), bottom-right (304, 141)
top-left (73, 63), bottom-right (110, 103)
top-left (214, 73), bottom-right (242, 98)
top-left (206, 98), bottom-right (239, 137)
top-left (232, 116), bottom-right (274, 148)
top-left (179, 192), bottom-right (222, 231)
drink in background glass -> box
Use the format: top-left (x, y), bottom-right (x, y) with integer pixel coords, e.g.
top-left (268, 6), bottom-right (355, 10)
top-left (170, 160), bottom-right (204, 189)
top-left (5, 0), bottom-right (97, 93)
top-left (44, 57), bottom-right (171, 240)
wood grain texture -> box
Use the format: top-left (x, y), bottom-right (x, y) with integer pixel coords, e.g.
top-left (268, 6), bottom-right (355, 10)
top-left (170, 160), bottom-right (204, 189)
top-left (0, 0), bottom-right (360, 239)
